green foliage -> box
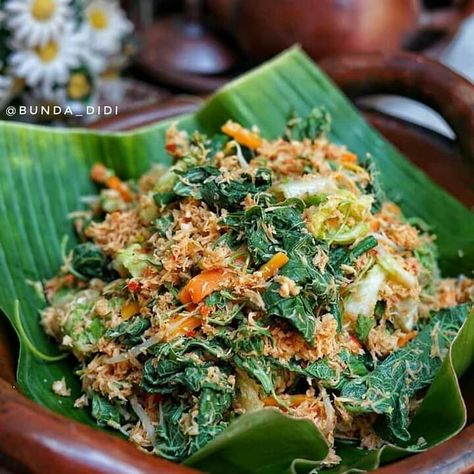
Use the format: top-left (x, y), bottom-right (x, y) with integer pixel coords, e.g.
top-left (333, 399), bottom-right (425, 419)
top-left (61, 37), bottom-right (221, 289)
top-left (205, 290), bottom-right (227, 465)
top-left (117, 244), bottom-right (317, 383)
top-left (144, 339), bottom-right (235, 461)
top-left (153, 191), bottom-right (177, 206)
top-left (173, 165), bottom-right (272, 211)
top-left (263, 282), bottom-right (317, 344)
top-left (329, 235), bottom-right (378, 274)
top-left (70, 242), bottom-right (117, 281)
top-left (355, 315), bottom-right (374, 343)
top-left (285, 107), bottom-right (331, 141)
top-left (91, 392), bottom-right (122, 429)
top-left (223, 200), bottom-right (308, 266)
top-left (173, 166), bottom-right (220, 199)
top-left (154, 214), bottom-right (174, 237)
top-left (200, 167), bottom-right (272, 211)
top-left (104, 316), bottom-right (151, 347)
top-left (341, 305), bottom-right (468, 442)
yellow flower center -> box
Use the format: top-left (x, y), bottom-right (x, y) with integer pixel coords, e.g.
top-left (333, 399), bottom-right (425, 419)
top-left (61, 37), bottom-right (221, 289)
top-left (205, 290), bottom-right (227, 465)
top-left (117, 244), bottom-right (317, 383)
top-left (67, 73), bottom-right (91, 100)
top-left (35, 41), bottom-right (59, 63)
top-left (88, 8), bottom-right (108, 30)
top-left (31, 0), bottom-right (57, 21)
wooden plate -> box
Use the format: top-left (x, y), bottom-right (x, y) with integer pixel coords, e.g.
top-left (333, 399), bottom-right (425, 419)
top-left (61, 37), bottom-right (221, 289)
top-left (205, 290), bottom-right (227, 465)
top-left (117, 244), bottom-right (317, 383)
top-left (0, 52), bottom-right (473, 474)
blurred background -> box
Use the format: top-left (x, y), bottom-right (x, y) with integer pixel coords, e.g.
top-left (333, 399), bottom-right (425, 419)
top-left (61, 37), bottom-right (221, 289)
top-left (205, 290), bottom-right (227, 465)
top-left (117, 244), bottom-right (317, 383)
top-left (0, 0), bottom-right (473, 134)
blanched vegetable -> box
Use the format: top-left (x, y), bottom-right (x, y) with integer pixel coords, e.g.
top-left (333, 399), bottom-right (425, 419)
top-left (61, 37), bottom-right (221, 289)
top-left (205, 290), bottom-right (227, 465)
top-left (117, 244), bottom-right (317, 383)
top-left (344, 264), bottom-right (386, 321)
top-left (307, 191), bottom-right (372, 244)
top-left (377, 247), bottom-right (418, 289)
top-left (179, 269), bottom-right (226, 305)
top-left (115, 244), bottom-right (148, 278)
top-left (221, 120), bottom-right (263, 149)
top-left (70, 243), bottom-right (116, 281)
top-left (61, 290), bottom-right (105, 358)
top-left (341, 305), bottom-right (469, 441)
top-left (272, 176), bottom-right (336, 200)
top-left (90, 163), bottom-right (133, 202)
top-left (259, 252), bottom-right (289, 279)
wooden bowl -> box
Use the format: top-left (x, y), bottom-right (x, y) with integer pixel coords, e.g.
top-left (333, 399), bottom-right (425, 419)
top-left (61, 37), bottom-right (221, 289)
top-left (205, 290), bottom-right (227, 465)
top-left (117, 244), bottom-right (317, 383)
top-left (0, 52), bottom-right (473, 473)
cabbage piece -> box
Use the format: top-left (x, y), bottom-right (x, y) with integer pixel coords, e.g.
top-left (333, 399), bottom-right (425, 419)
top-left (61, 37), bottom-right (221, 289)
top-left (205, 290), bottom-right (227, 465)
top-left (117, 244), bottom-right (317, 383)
top-left (307, 190), bottom-right (372, 244)
top-left (61, 289), bottom-right (105, 358)
top-left (114, 243), bottom-right (148, 278)
top-left (392, 297), bottom-right (419, 332)
top-left (377, 247), bottom-right (418, 289)
top-left (344, 264), bottom-right (386, 321)
top-left (273, 176), bottom-right (336, 200)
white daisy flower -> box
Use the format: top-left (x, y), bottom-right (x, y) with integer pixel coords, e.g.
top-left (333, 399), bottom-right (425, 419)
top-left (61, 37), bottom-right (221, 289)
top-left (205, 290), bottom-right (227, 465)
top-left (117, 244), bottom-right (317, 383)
top-left (82, 0), bottom-right (133, 56)
top-left (9, 22), bottom-right (86, 93)
top-left (4, 0), bottom-right (73, 47)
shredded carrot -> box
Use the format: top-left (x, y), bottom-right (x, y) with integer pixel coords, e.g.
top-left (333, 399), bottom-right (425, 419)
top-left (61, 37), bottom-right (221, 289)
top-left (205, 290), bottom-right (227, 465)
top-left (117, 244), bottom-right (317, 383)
top-left (259, 252), bottom-right (289, 280)
top-left (164, 315), bottom-right (202, 341)
top-left (199, 305), bottom-right (212, 316)
top-left (121, 300), bottom-right (139, 320)
top-left (90, 163), bottom-right (133, 202)
top-left (398, 331), bottom-right (417, 347)
top-left (90, 163), bottom-right (110, 183)
top-left (370, 219), bottom-right (380, 232)
top-left (105, 175), bottom-right (134, 202)
top-left (179, 269), bottom-right (226, 305)
top-left (221, 121), bottom-right (263, 150)
top-left (385, 202), bottom-right (402, 216)
top-left (341, 152), bottom-right (357, 163)
top-left (262, 394), bottom-right (309, 408)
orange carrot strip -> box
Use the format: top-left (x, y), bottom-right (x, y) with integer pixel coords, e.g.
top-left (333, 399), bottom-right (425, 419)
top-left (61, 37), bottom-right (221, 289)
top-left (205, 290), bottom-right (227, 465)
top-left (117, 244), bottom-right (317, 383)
top-left (259, 252), bottom-right (289, 280)
top-left (164, 315), bottom-right (202, 341)
top-left (179, 269), bottom-right (226, 305)
top-left (105, 175), bottom-right (134, 202)
top-left (90, 163), bottom-right (133, 202)
top-left (262, 394), bottom-right (309, 408)
top-left (398, 331), bottom-right (417, 348)
top-left (341, 152), bottom-right (357, 163)
top-left (221, 121), bottom-right (263, 150)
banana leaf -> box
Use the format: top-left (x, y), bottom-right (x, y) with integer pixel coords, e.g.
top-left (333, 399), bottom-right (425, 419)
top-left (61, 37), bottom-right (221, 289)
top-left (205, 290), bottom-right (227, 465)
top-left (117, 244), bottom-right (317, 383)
top-left (0, 47), bottom-right (473, 473)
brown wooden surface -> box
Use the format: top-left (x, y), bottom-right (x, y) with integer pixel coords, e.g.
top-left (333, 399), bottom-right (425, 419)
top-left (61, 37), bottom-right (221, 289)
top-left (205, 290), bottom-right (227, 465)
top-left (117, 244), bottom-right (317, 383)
top-left (319, 51), bottom-right (474, 162)
top-left (375, 424), bottom-right (474, 474)
top-left (0, 379), bottom-right (199, 474)
top-left (0, 52), bottom-right (473, 474)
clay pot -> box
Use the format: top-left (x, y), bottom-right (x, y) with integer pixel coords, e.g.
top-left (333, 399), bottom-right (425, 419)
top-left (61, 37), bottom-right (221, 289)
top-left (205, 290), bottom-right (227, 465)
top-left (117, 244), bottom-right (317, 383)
top-left (207, 0), bottom-right (464, 61)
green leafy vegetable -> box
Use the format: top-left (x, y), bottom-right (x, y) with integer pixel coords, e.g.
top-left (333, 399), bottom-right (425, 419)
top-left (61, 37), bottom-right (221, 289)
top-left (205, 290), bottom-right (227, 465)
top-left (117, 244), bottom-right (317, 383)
top-left (70, 242), bottom-right (117, 281)
top-left (173, 165), bottom-right (272, 211)
top-left (285, 106), bottom-right (331, 141)
top-left (263, 283), bottom-right (317, 344)
top-left (355, 315), bottom-right (374, 343)
top-left (115, 244), bottom-right (148, 278)
top-left (143, 339), bottom-right (235, 460)
top-left (91, 392), bottom-right (122, 429)
top-left (154, 214), bottom-right (174, 237)
top-left (341, 305), bottom-right (469, 441)
top-left (105, 316), bottom-right (150, 347)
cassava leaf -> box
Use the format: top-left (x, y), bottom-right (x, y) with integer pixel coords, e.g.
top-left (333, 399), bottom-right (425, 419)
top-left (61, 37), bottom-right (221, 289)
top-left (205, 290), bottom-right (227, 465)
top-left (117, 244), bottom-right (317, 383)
top-left (341, 305), bottom-right (469, 441)
top-left (0, 47), bottom-right (473, 474)
top-left (104, 316), bottom-right (150, 347)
